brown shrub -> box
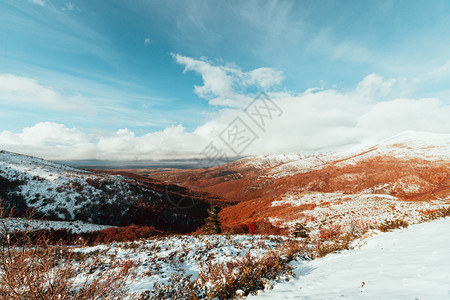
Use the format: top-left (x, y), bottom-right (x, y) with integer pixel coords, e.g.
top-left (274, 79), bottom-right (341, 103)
top-left (346, 219), bottom-right (371, 238)
top-left (379, 219), bottom-right (409, 232)
top-left (224, 220), bottom-right (287, 235)
top-left (0, 211), bottom-right (136, 299)
top-left (292, 223), bottom-right (309, 238)
top-left (314, 234), bottom-right (352, 258)
top-left (82, 225), bottom-right (158, 244)
top-left (9, 228), bottom-right (80, 246)
top-left (143, 240), bottom-right (308, 299)
top-left (140, 273), bottom-right (198, 300)
top-left (319, 224), bottom-right (343, 239)
top-left (422, 207), bottom-right (450, 220)
top-left (197, 251), bottom-right (295, 299)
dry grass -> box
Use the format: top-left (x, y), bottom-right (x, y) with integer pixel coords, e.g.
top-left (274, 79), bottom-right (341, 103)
top-left (145, 239), bottom-right (307, 299)
top-left (314, 234), bottom-right (353, 258)
top-left (378, 219), bottom-right (409, 232)
top-left (0, 207), bottom-right (136, 300)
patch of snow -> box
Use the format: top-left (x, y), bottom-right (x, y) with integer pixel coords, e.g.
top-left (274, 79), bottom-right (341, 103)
top-left (249, 217), bottom-right (450, 299)
top-left (336, 131), bottom-right (450, 167)
top-left (240, 153), bottom-right (307, 170)
top-left (0, 217), bottom-right (114, 233)
top-left (270, 191), bottom-right (450, 238)
top-left (74, 234), bottom-right (294, 294)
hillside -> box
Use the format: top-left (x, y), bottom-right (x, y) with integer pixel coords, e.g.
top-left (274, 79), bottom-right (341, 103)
top-left (143, 131), bottom-right (450, 234)
top-left (1, 133), bottom-right (449, 299)
top-left (2, 131), bottom-right (448, 235)
top-left (0, 150), bottom-right (220, 232)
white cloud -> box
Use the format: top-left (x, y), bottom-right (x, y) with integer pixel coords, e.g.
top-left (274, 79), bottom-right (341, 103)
top-left (172, 54), bottom-right (283, 107)
top-left (0, 122), bottom-right (207, 161)
top-left (356, 97), bottom-right (450, 140)
top-left (0, 122), bottom-right (95, 160)
top-left (144, 38), bottom-right (151, 45)
top-left (2, 57), bottom-right (450, 161)
top-left (354, 73), bottom-right (396, 99)
top-left (173, 54), bottom-right (234, 101)
top-left (245, 68), bottom-right (284, 88)
top-left (29, 0), bottom-right (45, 6)
top-left (61, 3), bottom-right (76, 11)
top-left (0, 74), bottom-right (85, 111)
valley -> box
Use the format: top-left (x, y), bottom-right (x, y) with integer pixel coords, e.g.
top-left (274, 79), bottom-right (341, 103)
top-left (0, 131), bottom-right (449, 299)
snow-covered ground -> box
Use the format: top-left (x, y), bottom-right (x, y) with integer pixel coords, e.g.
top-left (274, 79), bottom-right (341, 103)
top-left (249, 217), bottom-right (450, 299)
top-left (74, 234), bottom-right (298, 295)
top-left (0, 217), bottom-right (114, 233)
top-left (270, 191), bottom-right (450, 237)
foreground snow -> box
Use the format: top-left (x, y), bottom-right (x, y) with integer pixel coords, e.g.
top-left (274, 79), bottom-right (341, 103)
top-left (250, 217), bottom-right (450, 299)
top-left (74, 234), bottom-right (295, 294)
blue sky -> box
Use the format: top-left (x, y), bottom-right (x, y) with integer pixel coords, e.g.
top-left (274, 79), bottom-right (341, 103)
top-left (1, 0), bottom-right (450, 160)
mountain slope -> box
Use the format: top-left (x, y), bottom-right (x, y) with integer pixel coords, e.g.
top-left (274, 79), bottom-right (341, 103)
top-left (0, 150), bottom-right (217, 232)
top-left (143, 131), bottom-right (450, 233)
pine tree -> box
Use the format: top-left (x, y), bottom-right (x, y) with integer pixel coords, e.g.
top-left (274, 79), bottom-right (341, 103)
top-left (201, 204), bottom-right (221, 234)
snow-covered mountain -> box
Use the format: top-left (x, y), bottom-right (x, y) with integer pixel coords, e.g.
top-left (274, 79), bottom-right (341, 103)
top-left (249, 131), bottom-right (450, 178)
top-left (0, 150), bottom-right (215, 232)
top-left (145, 131), bottom-right (450, 233)
top-left (2, 131), bottom-right (449, 234)
top-left (369, 131), bottom-right (450, 160)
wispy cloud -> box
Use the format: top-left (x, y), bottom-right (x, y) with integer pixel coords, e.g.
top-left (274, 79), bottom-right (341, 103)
top-left (61, 2), bottom-right (79, 12)
top-left (144, 37), bottom-right (151, 45)
top-left (28, 0), bottom-right (45, 6)
top-left (2, 2), bottom-right (115, 74)
top-left (0, 74), bottom-right (85, 111)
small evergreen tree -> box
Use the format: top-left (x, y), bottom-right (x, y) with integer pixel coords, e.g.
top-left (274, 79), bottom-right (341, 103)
top-left (201, 204), bottom-right (221, 234)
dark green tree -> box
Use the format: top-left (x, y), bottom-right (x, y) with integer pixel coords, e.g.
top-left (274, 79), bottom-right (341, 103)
top-left (201, 204), bottom-right (221, 234)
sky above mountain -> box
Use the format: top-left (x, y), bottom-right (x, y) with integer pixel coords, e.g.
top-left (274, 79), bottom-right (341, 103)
top-left (1, 0), bottom-right (450, 160)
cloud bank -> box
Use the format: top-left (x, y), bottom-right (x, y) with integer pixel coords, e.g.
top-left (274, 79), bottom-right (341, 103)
top-left (0, 74), bottom-right (84, 111)
top-left (1, 56), bottom-right (450, 161)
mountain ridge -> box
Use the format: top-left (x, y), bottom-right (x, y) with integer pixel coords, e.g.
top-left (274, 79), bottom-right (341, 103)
top-left (0, 150), bottom-right (219, 232)
top-left (142, 131), bottom-right (450, 233)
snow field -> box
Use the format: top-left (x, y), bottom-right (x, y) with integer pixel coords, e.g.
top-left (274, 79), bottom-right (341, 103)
top-left (249, 217), bottom-right (450, 299)
top-left (74, 234), bottom-right (302, 294)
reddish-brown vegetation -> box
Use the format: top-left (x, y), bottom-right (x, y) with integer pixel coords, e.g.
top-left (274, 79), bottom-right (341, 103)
top-left (223, 220), bottom-right (288, 235)
top-left (8, 225), bottom-right (167, 246)
top-left (135, 155), bottom-right (450, 232)
top-left (83, 225), bottom-right (161, 244)
top-left (0, 210), bottom-right (135, 299)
